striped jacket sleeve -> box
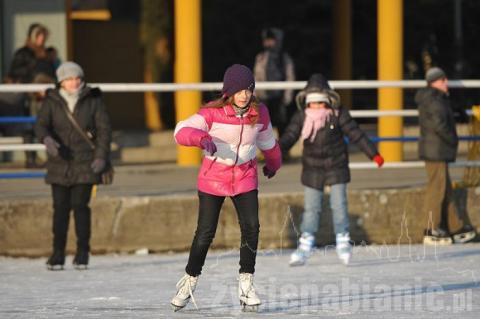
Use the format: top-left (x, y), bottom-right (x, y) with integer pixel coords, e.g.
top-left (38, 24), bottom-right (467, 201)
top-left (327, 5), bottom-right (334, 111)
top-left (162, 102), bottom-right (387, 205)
top-left (174, 109), bottom-right (213, 147)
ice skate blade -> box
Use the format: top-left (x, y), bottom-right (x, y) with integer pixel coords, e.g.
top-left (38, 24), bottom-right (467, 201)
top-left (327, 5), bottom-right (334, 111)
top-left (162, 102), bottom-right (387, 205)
top-left (423, 236), bottom-right (452, 245)
top-left (171, 303), bottom-right (186, 312)
top-left (289, 259), bottom-right (306, 267)
top-left (339, 255), bottom-right (351, 265)
top-left (240, 300), bottom-right (260, 312)
top-left (73, 264), bottom-right (88, 270)
top-left (47, 265), bottom-right (64, 271)
top-left (453, 231), bottom-right (476, 244)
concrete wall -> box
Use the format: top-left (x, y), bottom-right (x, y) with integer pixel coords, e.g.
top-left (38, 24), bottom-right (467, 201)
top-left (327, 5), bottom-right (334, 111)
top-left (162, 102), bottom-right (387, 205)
top-left (1, 187), bottom-right (479, 257)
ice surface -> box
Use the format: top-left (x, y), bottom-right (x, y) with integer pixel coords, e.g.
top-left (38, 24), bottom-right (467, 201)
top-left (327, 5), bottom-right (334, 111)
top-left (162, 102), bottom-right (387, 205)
top-left (1, 244), bottom-right (479, 318)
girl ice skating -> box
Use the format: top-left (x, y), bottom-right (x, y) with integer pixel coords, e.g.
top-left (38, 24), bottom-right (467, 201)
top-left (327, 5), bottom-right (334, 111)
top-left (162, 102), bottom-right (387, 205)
top-left (280, 73), bottom-right (384, 266)
top-left (171, 64), bottom-right (282, 312)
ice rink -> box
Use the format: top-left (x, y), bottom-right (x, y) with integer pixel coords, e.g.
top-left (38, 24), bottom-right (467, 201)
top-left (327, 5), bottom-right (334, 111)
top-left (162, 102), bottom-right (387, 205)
top-left (1, 243), bottom-right (479, 318)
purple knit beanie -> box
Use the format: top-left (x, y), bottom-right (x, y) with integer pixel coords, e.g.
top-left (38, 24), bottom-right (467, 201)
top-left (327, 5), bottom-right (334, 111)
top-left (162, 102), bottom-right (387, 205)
top-left (221, 64), bottom-right (255, 97)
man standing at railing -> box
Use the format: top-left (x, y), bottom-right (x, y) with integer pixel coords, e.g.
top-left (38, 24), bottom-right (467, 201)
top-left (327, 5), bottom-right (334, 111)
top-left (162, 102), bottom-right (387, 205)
top-left (415, 67), bottom-right (476, 245)
top-left (253, 28), bottom-right (295, 142)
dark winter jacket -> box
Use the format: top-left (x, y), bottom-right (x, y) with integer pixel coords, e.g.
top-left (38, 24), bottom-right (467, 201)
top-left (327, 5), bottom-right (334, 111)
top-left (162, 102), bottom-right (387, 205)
top-left (415, 87), bottom-right (458, 162)
top-left (35, 86), bottom-right (111, 185)
top-left (280, 79), bottom-right (378, 189)
top-left (7, 47), bottom-right (37, 83)
top-left (8, 46), bottom-right (55, 83)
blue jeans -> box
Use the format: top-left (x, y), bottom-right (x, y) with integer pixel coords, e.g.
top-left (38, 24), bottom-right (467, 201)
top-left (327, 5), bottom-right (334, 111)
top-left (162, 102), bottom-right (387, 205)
top-left (300, 184), bottom-right (349, 235)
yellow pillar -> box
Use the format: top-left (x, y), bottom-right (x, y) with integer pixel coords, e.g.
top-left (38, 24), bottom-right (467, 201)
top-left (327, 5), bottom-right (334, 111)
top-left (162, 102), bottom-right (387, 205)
top-left (144, 68), bottom-right (162, 131)
top-left (377, 0), bottom-right (403, 161)
top-left (174, 0), bottom-right (202, 166)
top-left (332, 0), bottom-right (352, 109)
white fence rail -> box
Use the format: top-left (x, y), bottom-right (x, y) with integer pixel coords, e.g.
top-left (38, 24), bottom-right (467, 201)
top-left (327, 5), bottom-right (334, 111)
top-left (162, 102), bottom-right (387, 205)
top-left (1, 80), bottom-right (479, 173)
top-left (2, 80), bottom-right (480, 93)
top-left (0, 144), bottom-right (45, 151)
top-left (349, 160), bottom-right (480, 169)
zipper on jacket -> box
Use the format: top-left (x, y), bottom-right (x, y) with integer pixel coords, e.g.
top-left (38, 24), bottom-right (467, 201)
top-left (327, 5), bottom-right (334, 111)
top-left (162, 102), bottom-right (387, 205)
top-left (232, 115), bottom-right (245, 194)
top-left (203, 157), bottom-right (217, 176)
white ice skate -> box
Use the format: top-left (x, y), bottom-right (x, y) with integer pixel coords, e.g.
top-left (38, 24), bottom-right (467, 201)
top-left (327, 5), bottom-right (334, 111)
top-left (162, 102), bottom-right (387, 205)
top-left (238, 273), bottom-right (261, 312)
top-left (452, 226), bottom-right (476, 244)
top-left (336, 232), bottom-right (352, 265)
top-left (170, 273), bottom-right (199, 312)
top-left (423, 228), bottom-right (453, 245)
top-left (289, 232), bottom-right (315, 266)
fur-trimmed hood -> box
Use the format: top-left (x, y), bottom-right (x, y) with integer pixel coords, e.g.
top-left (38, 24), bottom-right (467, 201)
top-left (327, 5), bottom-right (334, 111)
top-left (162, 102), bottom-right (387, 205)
top-left (295, 73), bottom-right (341, 111)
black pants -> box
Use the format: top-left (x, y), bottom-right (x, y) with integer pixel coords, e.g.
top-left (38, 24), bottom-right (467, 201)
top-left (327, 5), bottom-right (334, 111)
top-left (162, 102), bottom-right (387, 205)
top-left (185, 190), bottom-right (260, 276)
top-left (51, 184), bottom-right (93, 253)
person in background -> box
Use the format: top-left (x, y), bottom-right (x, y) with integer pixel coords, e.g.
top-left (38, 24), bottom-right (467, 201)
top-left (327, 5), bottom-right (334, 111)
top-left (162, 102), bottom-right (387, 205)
top-left (0, 90), bottom-right (29, 164)
top-left (4, 23), bottom-right (56, 167)
top-left (46, 46), bottom-right (62, 70)
top-left (280, 74), bottom-right (384, 266)
top-left (31, 73), bottom-right (56, 116)
top-left (254, 27), bottom-right (295, 144)
top-left (171, 64), bottom-right (281, 312)
top-left (415, 67), bottom-right (476, 245)
top-left (35, 62), bottom-right (112, 270)
top-left (8, 23), bottom-right (55, 83)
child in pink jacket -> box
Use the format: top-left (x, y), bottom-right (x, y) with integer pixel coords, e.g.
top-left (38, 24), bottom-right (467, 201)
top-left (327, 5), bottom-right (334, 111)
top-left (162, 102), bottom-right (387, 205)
top-left (171, 64), bottom-right (281, 312)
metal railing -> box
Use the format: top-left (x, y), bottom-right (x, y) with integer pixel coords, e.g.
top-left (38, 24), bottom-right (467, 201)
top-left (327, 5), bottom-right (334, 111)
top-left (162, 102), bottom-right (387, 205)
top-left (2, 79), bottom-right (480, 92)
top-left (1, 80), bottom-right (479, 178)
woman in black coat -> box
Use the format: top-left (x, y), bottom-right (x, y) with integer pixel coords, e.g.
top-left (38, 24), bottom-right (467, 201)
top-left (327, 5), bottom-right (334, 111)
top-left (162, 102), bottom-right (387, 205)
top-left (280, 74), bottom-right (383, 266)
top-left (35, 61), bottom-right (111, 270)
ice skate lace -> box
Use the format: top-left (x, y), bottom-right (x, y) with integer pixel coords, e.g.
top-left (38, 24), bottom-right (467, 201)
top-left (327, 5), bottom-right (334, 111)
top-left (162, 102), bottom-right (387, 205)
top-left (176, 274), bottom-right (198, 310)
top-left (239, 273), bottom-right (256, 298)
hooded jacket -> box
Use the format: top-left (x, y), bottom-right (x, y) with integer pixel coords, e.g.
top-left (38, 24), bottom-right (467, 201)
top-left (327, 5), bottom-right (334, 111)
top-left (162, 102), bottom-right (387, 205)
top-left (280, 74), bottom-right (378, 189)
top-left (35, 86), bottom-right (111, 185)
top-left (174, 103), bottom-right (282, 196)
top-left (415, 87), bottom-right (458, 162)
top-left (254, 28), bottom-right (295, 106)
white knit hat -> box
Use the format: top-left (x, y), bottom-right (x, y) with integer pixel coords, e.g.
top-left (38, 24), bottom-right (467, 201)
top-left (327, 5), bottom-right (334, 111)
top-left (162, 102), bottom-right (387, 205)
top-left (305, 92), bottom-right (330, 105)
top-left (56, 61), bottom-right (84, 83)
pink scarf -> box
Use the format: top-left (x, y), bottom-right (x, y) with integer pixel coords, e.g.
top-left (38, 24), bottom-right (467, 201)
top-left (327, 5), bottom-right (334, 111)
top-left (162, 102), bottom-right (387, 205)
top-left (301, 108), bottom-right (333, 142)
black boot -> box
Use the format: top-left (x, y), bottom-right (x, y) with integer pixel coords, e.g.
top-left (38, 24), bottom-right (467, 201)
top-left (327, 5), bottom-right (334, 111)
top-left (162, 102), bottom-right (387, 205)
top-left (73, 251), bottom-right (89, 270)
top-left (46, 250), bottom-right (65, 270)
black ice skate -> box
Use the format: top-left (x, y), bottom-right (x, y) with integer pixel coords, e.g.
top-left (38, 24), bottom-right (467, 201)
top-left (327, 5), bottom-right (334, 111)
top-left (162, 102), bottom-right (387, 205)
top-left (423, 228), bottom-right (452, 245)
top-left (73, 251), bottom-right (89, 270)
top-left (46, 250), bottom-right (65, 270)
top-left (452, 225), bottom-right (477, 244)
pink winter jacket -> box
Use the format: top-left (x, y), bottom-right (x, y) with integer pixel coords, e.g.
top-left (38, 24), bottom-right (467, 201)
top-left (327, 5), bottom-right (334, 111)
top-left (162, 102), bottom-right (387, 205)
top-left (174, 103), bottom-right (282, 196)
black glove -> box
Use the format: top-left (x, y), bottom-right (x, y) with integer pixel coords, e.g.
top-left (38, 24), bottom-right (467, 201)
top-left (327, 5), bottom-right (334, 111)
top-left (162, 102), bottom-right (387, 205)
top-left (43, 136), bottom-right (59, 157)
top-left (263, 165), bottom-right (276, 179)
top-left (91, 158), bottom-right (106, 174)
